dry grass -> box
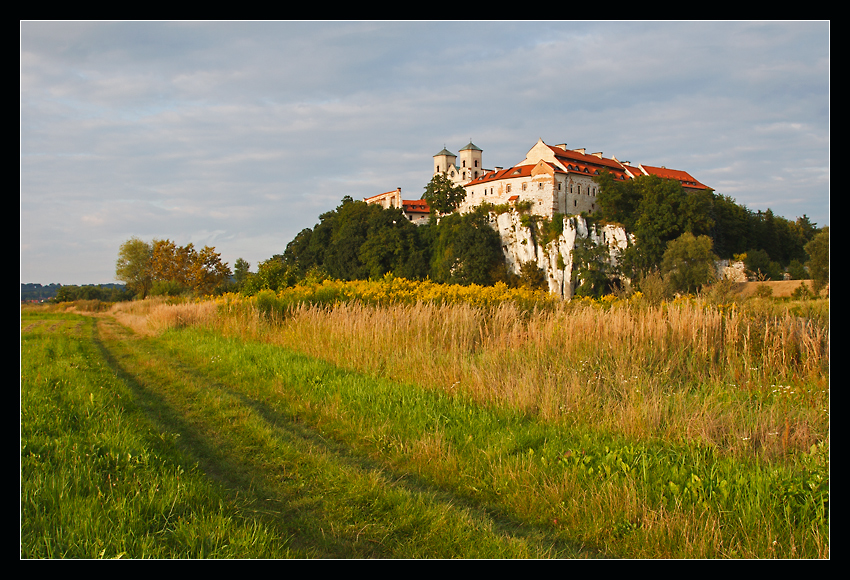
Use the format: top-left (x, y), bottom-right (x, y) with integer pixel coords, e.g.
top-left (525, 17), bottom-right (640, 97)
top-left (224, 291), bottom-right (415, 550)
top-left (112, 294), bottom-right (829, 460)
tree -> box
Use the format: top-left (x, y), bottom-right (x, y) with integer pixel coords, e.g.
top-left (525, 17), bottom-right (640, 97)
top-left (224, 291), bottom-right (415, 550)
top-left (570, 234), bottom-right (616, 299)
top-left (233, 258), bottom-right (251, 289)
top-left (660, 232), bottom-right (718, 294)
top-left (422, 173), bottom-right (466, 216)
top-left (744, 248), bottom-right (782, 281)
top-left (115, 237), bottom-right (153, 298)
top-left (188, 245), bottom-right (232, 295)
top-left (122, 238), bottom-right (232, 297)
top-left (429, 209), bottom-right (503, 286)
top-left (805, 227), bottom-right (829, 294)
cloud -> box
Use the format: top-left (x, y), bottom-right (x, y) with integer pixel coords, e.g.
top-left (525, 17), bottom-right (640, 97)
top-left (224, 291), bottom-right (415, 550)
top-left (20, 21), bottom-right (829, 285)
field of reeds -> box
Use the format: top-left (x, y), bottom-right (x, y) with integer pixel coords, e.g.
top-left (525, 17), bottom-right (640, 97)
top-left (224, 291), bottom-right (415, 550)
top-left (22, 277), bottom-right (829, 558)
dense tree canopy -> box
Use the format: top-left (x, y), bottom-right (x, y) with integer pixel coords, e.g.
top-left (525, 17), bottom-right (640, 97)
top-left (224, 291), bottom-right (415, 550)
top-left (115, 237), bottom-right (231, 298)
top-left (280, 197), bottom-right (430, 282)
top-left (428, 209), bottom-right (504, 286)
top-left (594, 171), bottom-right (823, 282)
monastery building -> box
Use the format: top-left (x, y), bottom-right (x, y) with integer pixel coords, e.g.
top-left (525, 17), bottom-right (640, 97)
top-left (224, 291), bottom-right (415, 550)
top-left (365, 138), bottom-right (709, 223)
top-left (439, 138), bottom-right (709, 218)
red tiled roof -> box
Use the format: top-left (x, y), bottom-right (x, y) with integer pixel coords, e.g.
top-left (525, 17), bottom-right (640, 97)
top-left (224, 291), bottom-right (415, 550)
top-left (640, 165), bottom-right (709, 189)
top-left (467, 164), bottom-right (535, 185)
top-left (402, 199), bottom-right (430, 213)
top-left (546, 145), bottom-right (626, 172)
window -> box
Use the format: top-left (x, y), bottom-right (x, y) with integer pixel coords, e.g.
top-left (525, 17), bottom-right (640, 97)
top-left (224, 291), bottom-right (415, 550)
top-left (522, 182), bottom-right (527, 191)
top-left (475, 160), bottom-right (479, 167)
top-left (538, 182), bottom-right (543, 190)
top-left (506, 184), bottom-right (511, 193)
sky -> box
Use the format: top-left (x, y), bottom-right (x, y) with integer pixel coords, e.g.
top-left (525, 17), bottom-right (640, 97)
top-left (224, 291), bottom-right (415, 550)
top-left (20, 21), bottom-right (830, 286)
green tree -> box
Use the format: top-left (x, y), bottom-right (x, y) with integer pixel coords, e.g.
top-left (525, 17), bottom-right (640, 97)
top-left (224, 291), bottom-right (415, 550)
top-left (660, 232), bottom-right (718, 294)
top-left (519, 260), bottom-right (547, 290)
top-left (233, 258), bottom-right (251, 289)
top-left (422, 173), bottom-right (466, 216)
top-left (571, 234), bottom-right (616, 299)
top-left (805, 227), bottom-right (829, 294)
top-left (429, 209), bottom-right (503, 286)
top-left (744, 249), bottom-right (782, 281)
top-left (115, 237), bottom-right (153, 298)
top-left (241, 256), bottom-right (297, 294)
top-left (787, 259), bottom-right (808, 281)
top-left (597, 174), bottom-right (714, 279)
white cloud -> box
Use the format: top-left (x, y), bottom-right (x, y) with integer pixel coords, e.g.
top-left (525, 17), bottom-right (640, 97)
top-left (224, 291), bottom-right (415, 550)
top-left (20, 21), bottom-right (830, 285)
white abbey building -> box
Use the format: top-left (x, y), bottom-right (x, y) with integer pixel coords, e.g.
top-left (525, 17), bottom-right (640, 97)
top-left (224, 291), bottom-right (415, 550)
top-left (434, 138), bottom-right (710, 218)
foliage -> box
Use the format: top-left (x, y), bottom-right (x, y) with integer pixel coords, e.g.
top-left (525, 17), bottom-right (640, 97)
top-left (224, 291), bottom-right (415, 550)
top-left (570, 233), bottom-right (617, 299)
top-left (660, 232), bottom-right (719, 294)
top-left (280, 197), bottom-right (430, 283)
top-left (115, 237), bottom-right (154, 298)
top-left (744, 248), bottom-right (783, 281)
top-left (635, 270), bottom-right (670, 305)
top-left (422, 173), bottom-right (466, 215)
top-left (429, 209), bottom-right (504, 286)
top-left (51, 284), bottom-right (132, 303)
top-left (233, 258), bottom-right (251, 289)
top-left (805, 227), bottom-right (829, 294)
top-left (116, 237), bottom-right (231, 298)
top-left (241, 256), bottom-right (298, 295)
top-left (787, 259), bottom-right (807, 281)
top-left (595, 172), bottom-right (821, 275)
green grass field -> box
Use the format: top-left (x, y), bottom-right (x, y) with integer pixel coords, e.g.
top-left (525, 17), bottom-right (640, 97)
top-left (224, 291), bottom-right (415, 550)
top-left (20, 298), bottom-right (829, 558)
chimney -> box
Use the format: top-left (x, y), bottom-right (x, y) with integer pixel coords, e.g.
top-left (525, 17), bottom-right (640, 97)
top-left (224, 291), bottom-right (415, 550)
top-left (574, 148), bottom-right (586, 155)
top-left (591, 152), bottom-right (603, 158)
top-left (556, 144), bottom-right (568, 150)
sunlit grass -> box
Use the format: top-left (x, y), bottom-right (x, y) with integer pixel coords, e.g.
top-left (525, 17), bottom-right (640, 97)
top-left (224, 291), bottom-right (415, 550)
top-left (22, 283), bottom-right (829, 558)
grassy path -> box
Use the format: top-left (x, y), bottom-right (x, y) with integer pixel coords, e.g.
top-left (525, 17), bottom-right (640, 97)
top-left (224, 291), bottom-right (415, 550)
top-left (22, 310), bottom-right (828, 558)
top-left (24, 312), bottom-right (591, 558)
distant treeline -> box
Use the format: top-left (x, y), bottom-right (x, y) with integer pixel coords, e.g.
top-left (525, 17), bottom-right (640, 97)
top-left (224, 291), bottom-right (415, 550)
top-left (21, 283), bottom-right (130, 303)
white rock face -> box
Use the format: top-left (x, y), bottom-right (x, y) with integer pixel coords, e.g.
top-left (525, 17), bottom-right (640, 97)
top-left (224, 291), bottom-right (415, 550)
top-left (490, 211), bottom-right (631, 299)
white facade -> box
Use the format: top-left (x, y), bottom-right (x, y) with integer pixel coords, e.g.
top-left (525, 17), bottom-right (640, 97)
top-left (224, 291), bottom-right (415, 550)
top-left (435, 138), bottom-right (710, 219)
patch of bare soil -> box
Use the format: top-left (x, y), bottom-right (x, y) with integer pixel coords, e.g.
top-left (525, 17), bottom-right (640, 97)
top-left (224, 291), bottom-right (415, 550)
top-left (731, 280), bottom-right (827, 298)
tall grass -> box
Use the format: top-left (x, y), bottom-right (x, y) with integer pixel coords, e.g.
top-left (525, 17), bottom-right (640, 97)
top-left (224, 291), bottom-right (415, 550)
top-left (189, 292), bottom-right (828, 460)
top-left (89, 285), bottom-right (828, 557)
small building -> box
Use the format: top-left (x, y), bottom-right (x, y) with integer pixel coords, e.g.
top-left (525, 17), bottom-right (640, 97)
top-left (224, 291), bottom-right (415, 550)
top-left (364, 187), bottom-right (431, 225)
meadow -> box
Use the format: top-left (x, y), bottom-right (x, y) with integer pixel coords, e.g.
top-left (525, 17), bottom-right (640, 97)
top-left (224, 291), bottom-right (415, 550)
top-left (21, 278), bottom-right (829, 558)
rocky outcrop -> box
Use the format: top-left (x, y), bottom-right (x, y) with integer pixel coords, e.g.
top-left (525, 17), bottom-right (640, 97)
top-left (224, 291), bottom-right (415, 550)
top-left (489, 210), bottom-right (631, 299)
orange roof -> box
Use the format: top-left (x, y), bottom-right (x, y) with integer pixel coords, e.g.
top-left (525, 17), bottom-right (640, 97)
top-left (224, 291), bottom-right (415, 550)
top-left (467, 164), bottom-right (535, 185)
top-left (402, 199), bottom-right (430, 213)
top-left (546, 145), bottom-right (626, 173)
top-left (639, 165), bottom-right (709, 189)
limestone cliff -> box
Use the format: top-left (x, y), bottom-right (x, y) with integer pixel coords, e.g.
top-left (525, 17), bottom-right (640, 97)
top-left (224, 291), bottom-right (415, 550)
top-left (489, 211), bottom-right (631, 298)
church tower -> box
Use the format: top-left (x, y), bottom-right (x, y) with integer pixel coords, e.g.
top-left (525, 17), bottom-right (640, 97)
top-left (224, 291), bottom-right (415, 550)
top-left (433, 146), bottom-right (457, 177)
top-left (458, 140), bottom-right (483, 181)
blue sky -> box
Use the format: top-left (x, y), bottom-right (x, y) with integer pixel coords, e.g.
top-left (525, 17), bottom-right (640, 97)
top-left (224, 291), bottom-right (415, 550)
top-left (20, 21), bottom-right (830, 285)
